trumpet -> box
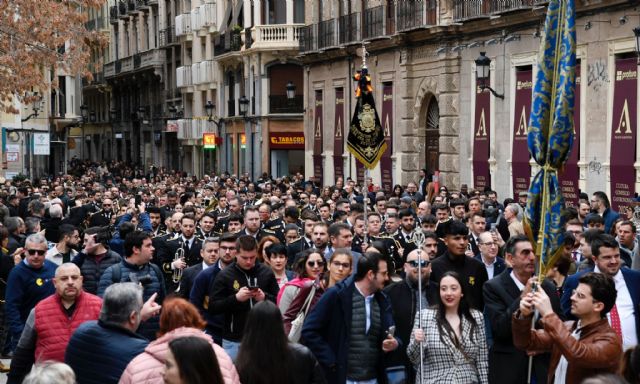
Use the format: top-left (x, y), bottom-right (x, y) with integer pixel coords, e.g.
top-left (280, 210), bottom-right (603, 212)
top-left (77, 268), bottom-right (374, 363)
top-left (172, 247), bottom-right (185, 285)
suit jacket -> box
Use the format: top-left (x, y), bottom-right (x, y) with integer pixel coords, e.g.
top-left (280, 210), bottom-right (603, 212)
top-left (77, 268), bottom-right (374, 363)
top-left (483, 269), bottom-right (561, 384)
top-left (469, 234), bottom-right (481, 256)
top-left (179, 263), bottom-right (204, 299)
top-left (561, 267), bottom-right (640, 342)
top-left (393, 231), bottom-right (418, 266)
top-left (286, 237), bottom-right (312, 268)
top-left (474, 254), bottom-right (507, 279)
top-left (89, 210), bottom-right (113, 227)
top-left (159, 236), bottom-right (203, 292)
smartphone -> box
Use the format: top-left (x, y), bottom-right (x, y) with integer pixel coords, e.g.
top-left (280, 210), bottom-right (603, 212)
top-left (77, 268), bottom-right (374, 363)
top-left (531, 281), bottom-right (538, 293)
top-left (386, 326), bottom-right (396, 338)
top-left (135, 194), bottom-right (142, 206)
top-left (247, 279), bottom-right (259, 291)
top-left (490, 223), bottom-right (497, 232)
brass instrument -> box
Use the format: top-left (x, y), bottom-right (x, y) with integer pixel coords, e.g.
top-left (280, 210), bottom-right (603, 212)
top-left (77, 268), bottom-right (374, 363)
top-left (172, 247), bottom-right (185, 286)
top-left (204, 196), bottom-right (219, 214)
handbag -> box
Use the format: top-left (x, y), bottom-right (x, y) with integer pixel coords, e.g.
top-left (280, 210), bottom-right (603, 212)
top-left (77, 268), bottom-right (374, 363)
top-left (288, 285), bottom-right (317, 342)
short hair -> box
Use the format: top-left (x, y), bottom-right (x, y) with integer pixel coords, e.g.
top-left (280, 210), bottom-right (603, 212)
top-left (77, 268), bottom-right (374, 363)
top-left (350, 203), bottom-right (364, 214)
top-left (4, 216), bottom-right (20, 234)
top-left (147, 206), bottom-right (163, 217)
top-left (284, 223), bottom-right (299, 233)
top-left (58, 224), bottom-right (77, 242)
top-left (22, 362), bottom-right (75, 384)
top-left (354, 252), bottom-right (384, 281)
top-left (202, 236), bottom-right (220, 248)
top-left (579, 272), bottom-right (617, 317)
top-left (619, 220), bottom-right (637, 233)
top-left (25, 217), bottom-right (40, 233)
top-left (28, 200), bottom-right (45, 214)
top-left (119, 221), bottom-right (136, 239)
top-left (421, 214), bottom-right (438, 225)
top-left (585, 214), bottom-right (604, 225)
top-left (445, 220), bottom-right (469, 237)
top-left (236, 235), bottom-right (257, 252)
top-left (591, 234), bottom-right (619, 257)
top-left (284, 206), bottom-right (299, 220)
top-left (227, 213), bottom-right (243, 224)
top-left (328, 222), bottom-right (350, 239)
top-left (25, 233), bottom-right (46, 247)
top-left (264, 243), bottom-right (287, 260)
top-left (553, 256), bottom-right (573, 277)
top-left (566, 218), bottom-right (583, 228)
top-left (158, 297), bottom-right (206, 337)
top-left (583, 228), bottom-right (604, 244)
top-left (180, 214), bottom-right (196, 224)
top-left (592, 191), bottom-right (611, 209)
top-left (505, 234), bottom-right (530, 256)
top-left (219, 232), bottom-right (237, 244)
top-left (423, 230), bottom-right (439, 243)
top-left (398, 209), bottom-right (414, 220)
top-left (244, 206), bottom-right (259, 218)
top-left (124, 230), bottom-right (152, 257)
top-left (434, 203), bottom-right (449, 212)
top-left (0, 227), bottom-right (9, 244)
top-left (300, 209), bottom-right (319, 222)
top-left (49, 204), bottom-right (63, 219)
top-left (99, 282), bottom-right (143, 324)
top-left (449, 198), bottom-right (465, 208)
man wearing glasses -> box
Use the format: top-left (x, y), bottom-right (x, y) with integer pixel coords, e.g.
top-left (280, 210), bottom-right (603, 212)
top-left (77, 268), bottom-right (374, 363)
top-left (5, 234), bottom-right (57, 353)
top-left (475, 232), bottom-right (506, 280)
top-left (89, 198), bottom-right (114, 227)
top-left (384, 244), bottom-right (438, 383)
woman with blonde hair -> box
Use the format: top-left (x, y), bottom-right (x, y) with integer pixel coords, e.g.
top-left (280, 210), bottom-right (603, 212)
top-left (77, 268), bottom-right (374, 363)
top-left (119, 297), bottom-right (240, 384)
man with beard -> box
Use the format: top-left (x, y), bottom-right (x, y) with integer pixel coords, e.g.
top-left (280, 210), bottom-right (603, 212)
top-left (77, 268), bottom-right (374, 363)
top-left (430, 220), bottom-right (488, 310)
top-left (383, 244), bottom-right (438, 383)
top-left (394, 209), bottom-right (418, 267)
top-left (160, 215), bottom-right (203, 292)
top-left (89, 199), bottom-right (114, 227)
top-left (45, 224), bottom-right (80, 265)
top-left (146, 206), bottom-right (166, 238)
top-left (7, 263), bottom-right (102, 384)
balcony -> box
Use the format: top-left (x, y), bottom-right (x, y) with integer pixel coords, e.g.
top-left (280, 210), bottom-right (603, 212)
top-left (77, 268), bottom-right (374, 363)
top-left (488, 0), bottom-right (536, 14)
top-left (339, 13), bottom-right (360, 45)
top-left (192, 60), bottom-right (216, 85)
top-left (190, 2), bottom-right (217, 34)
top-left (176, 14), bottom-right (192, 37)
top-left (453, 0), bottom-right (489, 21)
top-left (269, 95), bottom-right (304, 114)
top-left (176, 66), bottom-right (193, 88)
top-left (118, 1), bottom-right (127, 19)
top-left (318, 19), bottom-right (336, 49)
top-left (135, 0), bottom-right (149, 10)
top-left (127, 0), bottom-right (136, 14)
top-left (362, 6), bottom-right (384, 40)
top-left (109, 5), bottom-right (119, 24)
top-left (159, 26), bottom-right (177, 46)
top-left (133, 53), bottom-right (141, 68)
top-left (213, 31), bottom-right (242, 56)
top-left (249, 24), bottom-right (305, 50)
top-left (397, 0), bottom-right (437, 31)
top-left (104, 50), bottom-right (165, 78)
top-left (299, 24), bottom-right (316, 53)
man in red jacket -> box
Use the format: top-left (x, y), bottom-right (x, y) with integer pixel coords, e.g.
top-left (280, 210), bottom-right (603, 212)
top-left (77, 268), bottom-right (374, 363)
top-left (7, 263), bottom-right (102, 384)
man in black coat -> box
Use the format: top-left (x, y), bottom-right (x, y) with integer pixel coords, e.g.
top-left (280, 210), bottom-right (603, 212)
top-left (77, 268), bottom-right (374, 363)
top-left (88, 199), bottom-right (114, 227)
top-left (286, 210), bottom-right (318, 268)
top-left (483, 235), bottom-right (562, 384)
top-left (383, 243), bottom-right (438, 383)
top-left (178, 237), bottom-right (218, 299)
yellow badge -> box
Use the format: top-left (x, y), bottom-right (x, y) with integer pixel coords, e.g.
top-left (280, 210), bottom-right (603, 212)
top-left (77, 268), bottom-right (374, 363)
top-left (36, 278), bottom-right (43, 287)
top-left (233, 280), bottom-right (240, 290)
top-left (469, 277), bottom-right (475, 286)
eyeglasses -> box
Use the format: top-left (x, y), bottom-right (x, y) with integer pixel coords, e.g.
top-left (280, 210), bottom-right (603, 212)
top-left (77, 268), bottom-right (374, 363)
top-left (307, 260), bottom-right (325, 267)
top-left (103, 204), bottom-right (112, 207)
top-left (331, 261), bottom-right (351, 269)
top-left (27, 249), bottom-right (46, 256)
top-left (408, 260), bottom-right (430, 268)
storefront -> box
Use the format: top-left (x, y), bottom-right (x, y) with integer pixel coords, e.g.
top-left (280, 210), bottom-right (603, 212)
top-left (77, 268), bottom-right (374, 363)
top-left (269, 132), bottom-right (304, 177)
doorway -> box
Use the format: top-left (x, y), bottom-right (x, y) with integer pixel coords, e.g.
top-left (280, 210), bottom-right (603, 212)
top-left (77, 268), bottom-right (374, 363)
top-left (424, 96), bottom-right (440, 175)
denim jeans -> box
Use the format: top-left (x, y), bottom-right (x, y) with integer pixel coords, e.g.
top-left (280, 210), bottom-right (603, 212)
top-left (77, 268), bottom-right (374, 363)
top-left (222, 339), bottom-right (241, 361)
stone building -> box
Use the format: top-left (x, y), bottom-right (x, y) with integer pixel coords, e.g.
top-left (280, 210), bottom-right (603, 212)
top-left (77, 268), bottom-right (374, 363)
top-left (300, 0), bottom-right (637, 211)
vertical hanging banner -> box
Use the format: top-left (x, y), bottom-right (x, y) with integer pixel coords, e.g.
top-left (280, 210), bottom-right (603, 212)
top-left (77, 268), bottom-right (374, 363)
top-left (511, 70), bottom-right (533, 198)
top-left (333, 88), bottom-right (345, 182)
top-left (313, 90), bottom-right (324, 185)
top-left (610, 58), bottom-right (637, 212)
top-left (558, 63), bottom-right (581, 206)
top-left (380, 83), bottom-right (394, 194)
top-left (473, 86), bottom-right (491, 190)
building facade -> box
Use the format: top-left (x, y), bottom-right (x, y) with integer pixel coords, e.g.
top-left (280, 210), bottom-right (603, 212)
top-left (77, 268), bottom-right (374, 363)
top-left (300, 0), bottom-right (638, 212)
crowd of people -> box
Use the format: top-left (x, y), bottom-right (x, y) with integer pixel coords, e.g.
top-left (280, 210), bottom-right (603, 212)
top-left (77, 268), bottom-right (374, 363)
top-left (0, 159), bottom-right (638, 383)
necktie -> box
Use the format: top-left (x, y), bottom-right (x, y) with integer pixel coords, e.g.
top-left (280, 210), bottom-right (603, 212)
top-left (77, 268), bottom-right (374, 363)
top-left (610, 304), bottom-right (622, 341)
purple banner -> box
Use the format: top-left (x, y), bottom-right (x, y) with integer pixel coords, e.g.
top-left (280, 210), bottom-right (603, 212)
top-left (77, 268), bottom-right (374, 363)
top-left (314, 90), bottom-right (323, 184)
top-left (334, 88), bottom-right (344, 182)
top-left (381, 83), bottom-right (393, 193)
top-left (473, 86), bottom-right (491, 190)
top-left (356, 158), bottom-right (364, 185)
top-left (558, 64), bottom-right (581, 206)
top-left (610, 58), bottom-right (637, 212)
top-left (512, 70), bottom-right (532, 198)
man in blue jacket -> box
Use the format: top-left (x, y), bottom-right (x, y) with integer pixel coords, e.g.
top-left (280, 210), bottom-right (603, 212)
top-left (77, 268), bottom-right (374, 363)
top-left (561, 233), bottom-right (640, 351)
top-left (302, 252), bottom-right (400, 384)
top-left (5, 233), bottom-right (57, 352)
top-left (65, 282), bottom-right (161, 384)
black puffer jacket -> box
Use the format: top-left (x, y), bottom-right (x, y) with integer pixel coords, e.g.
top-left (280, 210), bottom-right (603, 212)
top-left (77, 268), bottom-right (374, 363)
top-left (77, 250), bottom-right (122, 295)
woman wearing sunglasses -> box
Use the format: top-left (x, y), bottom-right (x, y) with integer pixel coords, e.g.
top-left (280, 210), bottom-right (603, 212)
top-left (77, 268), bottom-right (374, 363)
top-left (276, 249), bottom-right (326, 315)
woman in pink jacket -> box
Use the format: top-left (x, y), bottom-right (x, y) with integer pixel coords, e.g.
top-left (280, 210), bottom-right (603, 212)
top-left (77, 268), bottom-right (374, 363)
top-left (119, 298), bottom-right (240, 384)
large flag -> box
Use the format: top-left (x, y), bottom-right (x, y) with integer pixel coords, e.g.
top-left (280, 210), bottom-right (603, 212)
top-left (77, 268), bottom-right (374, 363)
top-left (526, 0), bottom-right (576, 276)
top-left (347, 66), bottom-right (387, 169)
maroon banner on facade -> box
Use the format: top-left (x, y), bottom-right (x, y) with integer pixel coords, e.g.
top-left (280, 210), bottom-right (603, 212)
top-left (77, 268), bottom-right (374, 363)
top-left (356, 160), bottom-right (365, 185)
top-left (473, 86), bottom-right (491, 190)
top-left (334, 88), bottom-right (344, 182)
top-left (380, 83), bottom-right (394, 193)
top-left (512, 70), bottom-right (533, 198)
top-left (559, 64), bottom-right (581, 206)
top-left (314, 90), bottom-right (323, 184)
top-left (610, 58), bottom-right (637, 212)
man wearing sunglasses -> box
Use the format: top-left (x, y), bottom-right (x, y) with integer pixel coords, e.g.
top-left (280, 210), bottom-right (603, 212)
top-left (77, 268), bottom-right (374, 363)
top-left (5, 234), bottom-right (57, 354)
top-left (384, 245), bottom-right (438, 382)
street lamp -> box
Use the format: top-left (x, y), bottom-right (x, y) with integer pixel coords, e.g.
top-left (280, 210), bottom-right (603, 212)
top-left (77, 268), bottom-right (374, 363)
top-left (137, 106), bottom-right (146, 121)
top-left (109, 108), bottom-right (117, 122)
top-left (90, 110), bottom-right (96, 123)
top-left (80, 104), bottom-right (89, 122)
top-left (22, 92), bottom-right (43, 122)
top-left (475, 52), bottom-right (504, 99)
top-left (286, 81), bottom-right (296, 100)
top-left (205, 100), bottom-right (215, 121)
top-left (239, 96), bottom-right (249, 116)
top-left (168, 105), bottom-right (178, 119)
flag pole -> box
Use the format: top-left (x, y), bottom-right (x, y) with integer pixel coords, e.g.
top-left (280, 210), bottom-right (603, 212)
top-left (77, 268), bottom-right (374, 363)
top-left (361, 43), bottom-right (369, 246)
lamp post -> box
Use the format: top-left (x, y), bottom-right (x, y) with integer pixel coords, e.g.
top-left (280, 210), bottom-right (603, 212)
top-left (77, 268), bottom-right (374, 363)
top-left (79, 104), bottom-right (88, 162)
top-left (109, 108), bottom-right (117, 161)
top-left (286, 81), bottom-right (296, 101)
top-left (18, 93), bottom-right (43, 178)
top-left (475, 52), bottom-right (504, 99)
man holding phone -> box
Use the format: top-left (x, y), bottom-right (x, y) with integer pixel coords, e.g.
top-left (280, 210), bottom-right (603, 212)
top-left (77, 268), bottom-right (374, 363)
top-left (209, 235), bottom-right (279, 360)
